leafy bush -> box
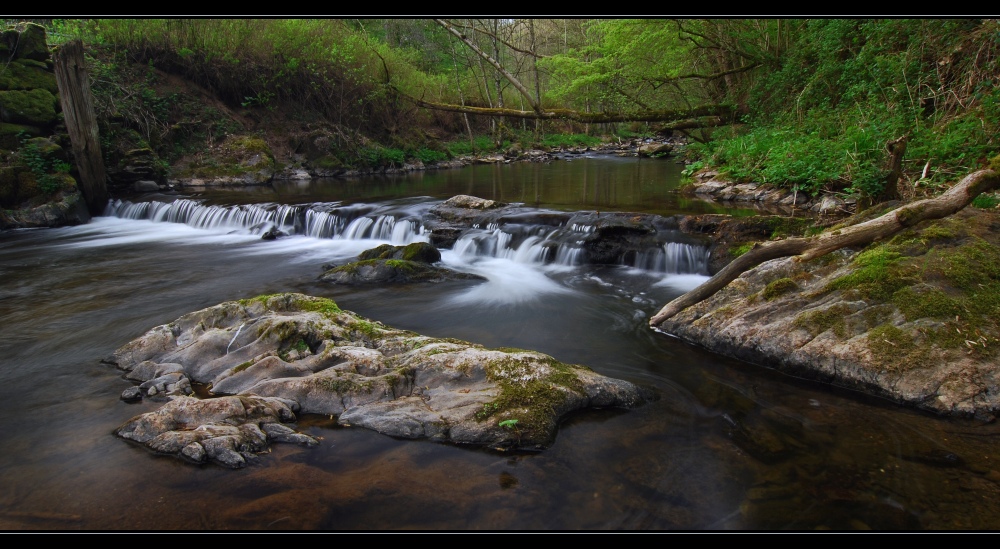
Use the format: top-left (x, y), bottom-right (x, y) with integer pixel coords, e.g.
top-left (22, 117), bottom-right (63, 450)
top-left (541, 133), bottom-right (602, 149)
top-left (445, 136), bottom-right (496, 157)
top-left (411, 147), bottom-right (447, 164)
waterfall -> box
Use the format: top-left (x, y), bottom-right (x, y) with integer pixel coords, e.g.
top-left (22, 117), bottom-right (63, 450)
top-left (451, 224), bottom-right (588, 267)
top-left (103, 198), bottom-right (427, 244)
top-left (629, 242), bottom-right (710, 275)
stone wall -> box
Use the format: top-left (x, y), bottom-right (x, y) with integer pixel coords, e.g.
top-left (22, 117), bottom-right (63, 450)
top-left (0, 22), bottom-right (89, 229)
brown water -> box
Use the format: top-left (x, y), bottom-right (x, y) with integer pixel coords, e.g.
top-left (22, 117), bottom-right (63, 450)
top-left (1, 156), bottom-right (999, 531)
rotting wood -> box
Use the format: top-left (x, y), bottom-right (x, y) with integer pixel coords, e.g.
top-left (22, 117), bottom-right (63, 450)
top-left (649, 168), bottom-right (1000, 328)
top-left (53, 39), bottom-right (107, 215)
top-left (405, 95), bottom-right (737, 125)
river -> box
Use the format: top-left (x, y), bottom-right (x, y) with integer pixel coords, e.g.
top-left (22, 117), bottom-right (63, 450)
top-left (1, 154), bottom-right (999, 531)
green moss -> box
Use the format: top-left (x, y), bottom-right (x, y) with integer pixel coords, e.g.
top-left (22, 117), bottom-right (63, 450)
top-left (762, 278), bottom-right (798, 301)
top-left (473, 353), bottom-right (586, 444)
top-left (918, 219), bottom-right (961, 241)
top-left (358, 245), bottom-right (395, 261)
top-left (893, 286), bottom-right (962, 321)
top-left (401, 242), bottom-right (441, 263)
top-left (895, 204), bottom-right (926, 227)
top-left (317, 375), bottom-right (373, 394)
top-left (730, 242), bottom-right (755, 258)
top-left (867, 324), bottom-right (924, 372)
top-left (826, 244), bottom-right (916, 301)
top-left (279, 338), bottom-right (309, 360)
top-left (293, 295), bottom-right (342, 318)
top-left (860, 305), bottom-right (894, 328)
top-left (384, 259), bottom-right (417, 272)
top-left (237, 293), bottom-right (281, 306)
top-left (939, 238), bottom-right (1000, 291)
top-left (763, 216), bottom-right (813, 239)
top-left (232, 360), bottom-right (255, 373)
top-left (313, 155), bottom-right (343, 170)
top-left (0, 60), bottom-right (58, 93)
top-left (226, 135), bottom-right (270, 156)
top-left (0, 89), bottom-right (58, 126)
top-left (794, 304), bottom-right (851, 338)
top-left (988, 154), bottom-right (1000, 173)
top-left (350, 319), bottom-right (382, 340)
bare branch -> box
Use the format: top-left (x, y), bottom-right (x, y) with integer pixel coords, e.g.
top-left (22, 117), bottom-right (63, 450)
top-left (447, 19), bottom-right (548, 58)
top-left (652, 63), bottom-right (762, 84)
top-left (435, 18), bottom-right (543, 115)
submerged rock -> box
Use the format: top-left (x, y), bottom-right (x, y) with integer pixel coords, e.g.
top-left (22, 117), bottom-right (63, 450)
top-left (106, 293), bottom-right (656, 466)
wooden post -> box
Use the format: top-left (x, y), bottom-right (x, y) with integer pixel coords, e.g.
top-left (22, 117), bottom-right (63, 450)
top-left (52, 39), bottom-right (107, 215)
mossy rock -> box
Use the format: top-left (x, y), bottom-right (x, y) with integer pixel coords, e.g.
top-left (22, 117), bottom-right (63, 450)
top-left (180, 134), bottom-right (276, 183)
top-left (358, 242), bottom-right (441, 263)
top-left (5, 23), bottom-right (50, 62)
top-left (107, 292), bottom-right (656, 458)
top-left (24, 136), bottom-right (62, 157)
top-left (0, 121), bottom-right (43, 149)
top-left (0, 60), bottom-right (58, 93)
top-left (320, 257), bottom-right (482, 285)
top-left (0, 89), bottom-right (59, 127)
top-left (310, 154), bottom-right (343, 171)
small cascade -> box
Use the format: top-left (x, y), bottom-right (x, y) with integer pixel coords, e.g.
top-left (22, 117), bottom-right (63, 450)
top-left (103, 198), bottom-right (427, 244)
top-left (451, 224), bottom-right (588, 266)
top-left (629, 241), bottom-right (710, 275)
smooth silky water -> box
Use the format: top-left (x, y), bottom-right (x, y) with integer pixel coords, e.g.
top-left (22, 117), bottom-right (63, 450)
top-left (2, 155), bottom-right (999, 531)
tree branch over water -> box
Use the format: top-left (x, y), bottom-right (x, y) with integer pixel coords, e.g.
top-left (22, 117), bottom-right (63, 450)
top-left (404, 94), bottom-right (737, 125)
top-left (649, 167), bottom-right (1000, 328)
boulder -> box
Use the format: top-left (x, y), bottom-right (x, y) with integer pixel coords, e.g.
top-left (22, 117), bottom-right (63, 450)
top-left (320, 242), bottom-right (482, 285)
top-left (319, 258), bottom-right (484, 285)
top-left (655, 209), bottom-right (1000, 419)
top-left (105, 293), bottom-right (656, 465)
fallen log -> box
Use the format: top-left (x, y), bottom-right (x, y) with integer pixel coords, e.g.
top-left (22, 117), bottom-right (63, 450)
top-left (649, 167), bottom-right (1000, 328)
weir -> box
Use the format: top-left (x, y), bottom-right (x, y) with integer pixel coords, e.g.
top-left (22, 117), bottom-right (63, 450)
top-left (103, 197), bottom-right (710, 276)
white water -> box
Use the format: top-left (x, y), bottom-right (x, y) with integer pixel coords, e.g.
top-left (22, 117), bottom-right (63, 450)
top-left (94, 197), bottom-right (712, 305)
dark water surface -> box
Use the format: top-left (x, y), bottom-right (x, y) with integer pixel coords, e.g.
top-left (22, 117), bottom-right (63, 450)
top-left (2, 156), bottom-right (999, 531)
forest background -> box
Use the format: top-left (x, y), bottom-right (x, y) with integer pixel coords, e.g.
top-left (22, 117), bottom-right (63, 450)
top-left (3, 18), bottom-right (1000, 211)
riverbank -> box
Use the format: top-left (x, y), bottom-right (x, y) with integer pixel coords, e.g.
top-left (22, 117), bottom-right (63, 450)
top-left (654, 205), bottom-right (1000, 420)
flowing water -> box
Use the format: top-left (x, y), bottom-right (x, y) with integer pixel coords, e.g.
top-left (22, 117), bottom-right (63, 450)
top-left (2, 155), bottom-right (1000, 531)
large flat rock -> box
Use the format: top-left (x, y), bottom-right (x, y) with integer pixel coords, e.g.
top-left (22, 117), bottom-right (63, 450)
top-left (107, 293), bottom-right (656, 467)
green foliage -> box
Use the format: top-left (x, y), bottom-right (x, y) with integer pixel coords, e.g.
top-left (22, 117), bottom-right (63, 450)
top-left (729, 243), bottom-right (754, 258)
top-left (54, 19), bottom-right (446, 148)
top-left (972, 194), bottom-right (1000, 209)
top-left (445, 136), bottom-right (496, 157)
top-left (684, 19), bottom-right (1000, 197)
top-left (681, 160), bottom-right (705, 179)
top-left (540, 19), bottom-right (701, 114)
top-left (411, 147), bottom-right (447, 164)
top-left (540, 133), bottom-right (601, 149)
top-left (14, 134), bottom-right (73, 194)
top-left (358, 146), bottom-right (406, 168)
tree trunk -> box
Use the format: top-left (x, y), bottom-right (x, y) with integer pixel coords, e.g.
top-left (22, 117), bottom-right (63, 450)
top-left (402, 96), bottom-right (736, 125)
top-left (649, 168), bottom-right (1000, 328)
top-left (52, 39), bottom-right (107, 215)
